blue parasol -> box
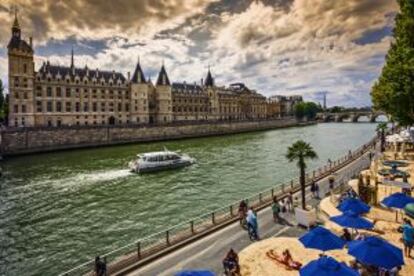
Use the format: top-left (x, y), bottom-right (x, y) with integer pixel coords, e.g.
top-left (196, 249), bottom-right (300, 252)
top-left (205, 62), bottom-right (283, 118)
top-left (300, 255), bottom-right (359, 276)
top-left (348, 236), bottom-right (404, 269)
top-left (330, 211), bottom-right (373, 230)
top-left (381, 192), bottom-right (414, 209)
top-left (338, 198), bottom-right (370, 215)
top-left (299, 226), bottom-right (345, 251)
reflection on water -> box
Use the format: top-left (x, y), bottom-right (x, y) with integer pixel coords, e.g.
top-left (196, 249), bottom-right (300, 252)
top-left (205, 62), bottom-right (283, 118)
top-left (0, 123), bottom-right (377, 275)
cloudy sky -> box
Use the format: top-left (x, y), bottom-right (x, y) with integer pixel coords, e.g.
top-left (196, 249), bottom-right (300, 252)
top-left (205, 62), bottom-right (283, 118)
top-left (0, 0), bottom-right (398, 107)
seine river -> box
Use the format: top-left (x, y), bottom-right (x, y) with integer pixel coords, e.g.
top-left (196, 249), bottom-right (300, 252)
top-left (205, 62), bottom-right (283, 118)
top-left (0, 122), bottom-right (379, 275)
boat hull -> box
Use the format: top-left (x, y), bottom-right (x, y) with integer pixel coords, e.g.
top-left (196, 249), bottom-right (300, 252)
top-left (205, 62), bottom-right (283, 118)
top-left (129, 160), bottom-right (194, 174)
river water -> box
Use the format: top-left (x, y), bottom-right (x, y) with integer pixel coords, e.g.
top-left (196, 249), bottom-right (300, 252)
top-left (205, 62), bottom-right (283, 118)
top-left (0, 123), bottom-right (378, 275)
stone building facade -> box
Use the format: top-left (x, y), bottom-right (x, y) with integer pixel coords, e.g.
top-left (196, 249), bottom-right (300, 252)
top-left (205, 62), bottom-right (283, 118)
top-left (7, 15), bottom-right (294, 128)
top-left (267, 95), bottom-right (303, 118)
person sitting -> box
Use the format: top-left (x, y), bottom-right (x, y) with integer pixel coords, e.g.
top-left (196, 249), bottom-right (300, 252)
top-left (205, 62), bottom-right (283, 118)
top-left (266, 249), bottom-right (302, 270)
top-left (341, 228), bottom-right (352, 242)
top-left (223, 248), bottom-right (240, 275)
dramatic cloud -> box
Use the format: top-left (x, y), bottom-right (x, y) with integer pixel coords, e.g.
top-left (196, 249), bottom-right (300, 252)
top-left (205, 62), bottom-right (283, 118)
top-left (0, 0), bottom-right (399, 107)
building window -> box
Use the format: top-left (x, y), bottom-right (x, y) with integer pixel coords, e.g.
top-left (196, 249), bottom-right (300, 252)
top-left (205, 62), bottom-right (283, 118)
top-left (14, 105), bottom-right (18, 113)
top-left (22, 105), bottom-right (26, 113)
top-left (36, 101), bottom-right (42, 112)
top-left (57, 102), bottom-right (62, 112)
top-left (66, 88), bottom-right (71, 97)
top-left (125, 103), bottom-right (129, 112)
top-left (47, 101), bottom-right (53, 112)
top-left (47, 87), bottom-right (52, 97)
top-left (56, 87), bottom-right (61, 97)
top-left (47, 119), bottom-right (52, 127)
top-left (93, 102), bottom-right (97, 112)
top-left (23, 63), bottom-right (27, 73)
top-left (75, 102), bottom-right (80, 112)
top-left (101, 103), bottom-right (106, 112)
top-left (83, 103), bottom-right (89, 112)
top-left (118, 103), bottom-right (122, 111)
top-left (21, 117), bottom-right (25, 126)
top-left (57, 119), bottom-right (62, 127)
top-left (66, 102), bottom-right (71, 112)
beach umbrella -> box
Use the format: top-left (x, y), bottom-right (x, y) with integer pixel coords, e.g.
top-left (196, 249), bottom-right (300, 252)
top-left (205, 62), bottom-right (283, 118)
top-left (175, 271), bottom-right (215, 276)
top-left (299, 226), bottom-right (345, 251)
top-left (300, 255), bottom-right (359, 276)
top-left (381, 192), bottom-right (414, 209)
top-left (348, 236), bottom-right (404, 270)
top-left (330, 211), bottom-right (373, 230)
top-left (337, 198), bottom-right (370, 215)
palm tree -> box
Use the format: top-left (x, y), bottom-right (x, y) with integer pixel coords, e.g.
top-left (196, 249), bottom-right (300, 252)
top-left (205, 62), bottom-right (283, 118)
top-left (376, 122), bottom-right (387, 152)
top-left (286, 140), bottom-right (318, 210)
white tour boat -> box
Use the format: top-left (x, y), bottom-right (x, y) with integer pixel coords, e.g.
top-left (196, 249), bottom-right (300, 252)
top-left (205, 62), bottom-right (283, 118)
top-left (128, 149), bottom-right (195, 173)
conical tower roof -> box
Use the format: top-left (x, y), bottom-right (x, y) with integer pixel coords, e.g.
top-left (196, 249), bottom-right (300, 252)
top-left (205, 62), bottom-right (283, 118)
top-left (131, 59), bottom-right (146, 84)
top-left (204, 67), bottom-right (214, 87)
top-left (156, 65), bottom-right (170, 86)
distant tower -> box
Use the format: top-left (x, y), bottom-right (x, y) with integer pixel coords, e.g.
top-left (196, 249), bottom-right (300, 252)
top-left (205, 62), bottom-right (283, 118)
top-left (155, 64), bottom-right (172, 123)
top-left (322, 92), bottom-right (327, 110)
top-left (8, 9), bottom-right (35, 127)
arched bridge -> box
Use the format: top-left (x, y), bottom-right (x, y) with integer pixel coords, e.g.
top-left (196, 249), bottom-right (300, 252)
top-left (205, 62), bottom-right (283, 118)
top-left (316, 111), bottom-right (388, 123)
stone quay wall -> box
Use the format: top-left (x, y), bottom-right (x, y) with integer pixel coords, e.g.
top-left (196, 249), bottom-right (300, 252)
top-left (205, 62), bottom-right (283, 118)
top-left (0, 118), bottom-right (311, 156)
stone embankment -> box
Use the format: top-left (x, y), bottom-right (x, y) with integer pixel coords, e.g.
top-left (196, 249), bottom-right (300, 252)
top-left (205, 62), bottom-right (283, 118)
top-left (0, 118), bottom-right (312, 156)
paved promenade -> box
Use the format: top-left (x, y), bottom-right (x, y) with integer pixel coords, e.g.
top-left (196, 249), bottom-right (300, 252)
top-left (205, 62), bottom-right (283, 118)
top-left (126, 151), bottom-right (372, 276)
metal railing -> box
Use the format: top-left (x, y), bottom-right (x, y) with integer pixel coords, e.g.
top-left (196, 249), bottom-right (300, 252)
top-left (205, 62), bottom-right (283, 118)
top-left (60, 136), bottom-right (378, 276)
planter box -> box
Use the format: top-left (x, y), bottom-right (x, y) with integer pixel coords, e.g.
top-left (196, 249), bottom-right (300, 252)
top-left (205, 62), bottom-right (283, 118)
top-left (294, 207), bottom-right (317, 229)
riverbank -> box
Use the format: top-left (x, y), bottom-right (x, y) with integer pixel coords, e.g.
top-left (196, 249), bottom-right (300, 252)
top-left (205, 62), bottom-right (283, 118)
top-left (0, 118), bottom-right (312, 157)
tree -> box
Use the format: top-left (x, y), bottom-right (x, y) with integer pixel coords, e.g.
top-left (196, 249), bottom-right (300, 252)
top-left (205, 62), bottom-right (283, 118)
top-left (371, 0), bottom-right (414, 126)
top-left (294, 102), bottom-right (322, 120)
top-left (286, 140), bottom-right (318, 210)
top-left (376, 122), bottom-right (388, 152)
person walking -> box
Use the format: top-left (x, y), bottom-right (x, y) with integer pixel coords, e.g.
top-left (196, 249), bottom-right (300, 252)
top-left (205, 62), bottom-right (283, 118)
top-left (402, 219), bottom-right (414, 258)
top-left (310, 181), bottom-right (317, 198)
top-left (271, 196), bottom-right (281, 223)
top-left (246, 208), bottom-right (259, 241)
top-left (286, 192), bottom-right (293, 212)
top-left (94, 256), bottom-right (106, 276)
top-left (238, 200), bottom-right (248, 227)
top-left (315, 182), bottom-right (320, 199)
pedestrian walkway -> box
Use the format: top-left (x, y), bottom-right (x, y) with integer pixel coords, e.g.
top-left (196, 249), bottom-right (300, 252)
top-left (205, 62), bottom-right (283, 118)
top-left (125, 152), bottom-right (371, 275)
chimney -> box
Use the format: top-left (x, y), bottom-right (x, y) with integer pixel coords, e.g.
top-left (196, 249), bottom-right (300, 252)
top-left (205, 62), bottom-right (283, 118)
top-left (29, 37), bottom-right (33, 48)
top-left (127, 71), bottom-right (130, 80)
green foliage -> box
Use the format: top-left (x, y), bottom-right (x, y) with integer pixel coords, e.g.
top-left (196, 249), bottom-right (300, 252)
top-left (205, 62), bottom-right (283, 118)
top-left (328, 106), bottom-right (344, 113)
top-left (294, 101), bottom-right (322, 120)
top-left (371, 0), bottom-right (414, 126)
top-left (376, 122), bottom-right (388, 132)
top-left (286, 140), bottom-right (318, 169)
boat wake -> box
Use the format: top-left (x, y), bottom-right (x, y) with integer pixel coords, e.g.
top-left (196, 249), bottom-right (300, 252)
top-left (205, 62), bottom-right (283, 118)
top-left (4, 169), bottom-right (133, 193)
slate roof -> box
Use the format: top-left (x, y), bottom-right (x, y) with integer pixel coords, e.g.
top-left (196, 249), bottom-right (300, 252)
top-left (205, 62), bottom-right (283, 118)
top-left (204, 69), bottom-right (214, 87)
top-left (172, 82), bottom-right (204, 93)
top-left (7, 37), bottom-right (33, 53)
top-left (156, 65), bottom-right (171, 86)
top-left (37, 63), bottom-right (126, 82)
top-left (131, 62), bottom-right (146, 84)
